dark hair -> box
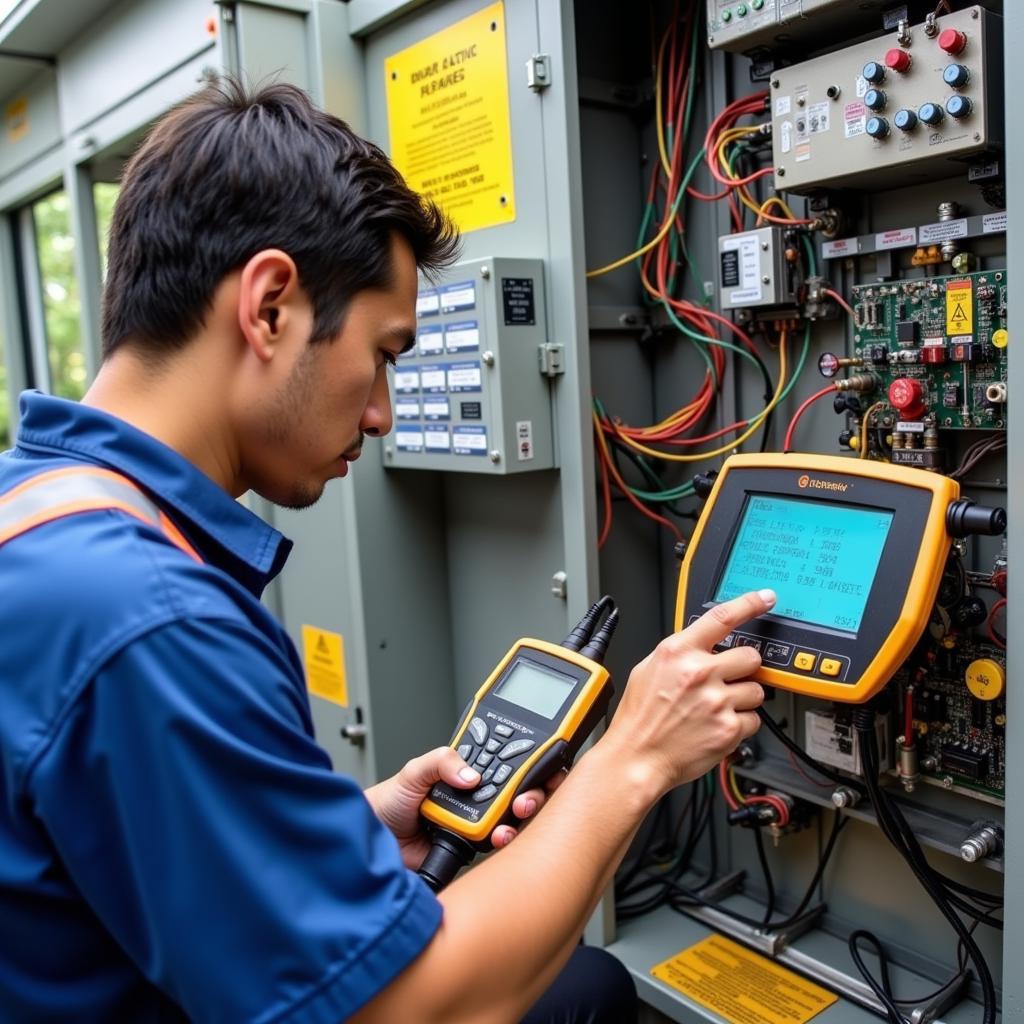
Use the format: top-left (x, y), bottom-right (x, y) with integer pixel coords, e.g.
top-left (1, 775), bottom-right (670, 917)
top-left (101, 78), bottom-right (459, 357)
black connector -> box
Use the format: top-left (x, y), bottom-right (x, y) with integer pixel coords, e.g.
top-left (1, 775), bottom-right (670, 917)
top-left (726, 804), bottom-right (778, 827)
top-left (417, 828), bottom-right (475, 893)
top-left (561, 595), bottom-right (614, 653)
top-left (692, 471), bottom-right (718, 500)
top-left (946, 499), bottom-right (1007, 538)
top-left (580, 608), bottom-right (619, 664)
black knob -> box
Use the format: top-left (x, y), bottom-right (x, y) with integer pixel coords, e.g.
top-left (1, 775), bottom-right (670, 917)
top-left (864, 88), bottom-right (887, 112)
top-left (894, 108), bottom-right (918, 132)
top-left (951, 596), bottom-right (988, 628)
top-left (919, 102), bottom-right (945, 126)
top-left (946, 95), bottom-right (973, 120)
top-left (862, 61), bottom-right (886, 84)
top-left (866, 116), bottom-right (890, 139)
top-left (947, 499), bottom-right (1007, 537)
top-left (943, 63), bottom-right (970, 89)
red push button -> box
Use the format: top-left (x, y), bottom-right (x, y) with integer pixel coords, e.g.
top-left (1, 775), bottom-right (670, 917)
top-left (885, 48), bottom-right (912, 73)
top-left (889, 377), bottom-right (927, 419)
top-left (939, 28), bottom-right (967, 56)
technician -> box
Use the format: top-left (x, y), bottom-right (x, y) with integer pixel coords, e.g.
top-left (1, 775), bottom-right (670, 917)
top-left (0, 80), bottom-right (771, 1024)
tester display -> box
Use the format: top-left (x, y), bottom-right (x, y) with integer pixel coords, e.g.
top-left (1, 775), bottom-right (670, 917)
top-left (676, 454), bottom-right (961, 702)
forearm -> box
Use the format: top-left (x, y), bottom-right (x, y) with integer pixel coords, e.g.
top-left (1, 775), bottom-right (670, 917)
top-left (351, 739), bottom-right (659, 1024)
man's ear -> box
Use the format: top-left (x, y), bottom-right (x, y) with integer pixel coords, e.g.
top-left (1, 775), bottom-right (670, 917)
top-left (237, 249), bottom-right (302, 362)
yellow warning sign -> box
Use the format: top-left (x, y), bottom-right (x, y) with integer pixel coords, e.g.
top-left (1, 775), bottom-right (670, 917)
top-left (385, 1), bottom-right (515, 234)
top-left (946, 279), bottom-right (974, 336)
top-left (651, 934), bottom-right (838, 1024)
top-left (301, 625), bottom-right (348, 707)
top-left (5, 96), bottom-right (29, 143)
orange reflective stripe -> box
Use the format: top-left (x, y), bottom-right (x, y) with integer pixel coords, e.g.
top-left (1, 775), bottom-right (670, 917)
top-left (0, 467), bottom-right (202, 563)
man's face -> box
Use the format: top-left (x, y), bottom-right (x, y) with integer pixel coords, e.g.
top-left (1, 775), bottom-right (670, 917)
top-left (244, 234), bottom-right (417, 508)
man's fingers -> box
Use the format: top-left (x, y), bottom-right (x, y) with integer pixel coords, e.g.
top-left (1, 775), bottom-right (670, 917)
top-left (712, 645), bottom-right (763, 681)
top-left (727, 681), bottom-right (766, 712)
top-left (735, 710), bottom-right (763, 743)
top-left (491, 825), bottom-right (518, 848)
top-left (512, 788), bottom-right (545, 819)
top-left (680, 590), bottom-right (776, 652)
top-left (408, 746), bottom-right (480, 791)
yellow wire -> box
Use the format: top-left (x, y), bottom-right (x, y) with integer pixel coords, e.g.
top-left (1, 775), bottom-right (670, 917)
top-left (609, 329), bottom-right (788, 462)
top-left (654, 30), bottom-right (671, 178)
top-left (860, 402), bottom-right (885, 460)
top-left (727, 765), bottom-right (745, 806)
top-left (759, 195), bottom-right (799, 219)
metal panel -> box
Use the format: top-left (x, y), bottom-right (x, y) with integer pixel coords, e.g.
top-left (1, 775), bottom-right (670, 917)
top-left (0, 67), bottom-right (60, 181)
top-left (232, 1), bottom-right (311, 93)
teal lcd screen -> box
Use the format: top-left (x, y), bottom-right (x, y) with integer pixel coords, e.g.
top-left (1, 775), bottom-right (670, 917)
top-left (714, 495), bottom-right (894, 633)
top-left (494, 658), bottom-right (576, 719)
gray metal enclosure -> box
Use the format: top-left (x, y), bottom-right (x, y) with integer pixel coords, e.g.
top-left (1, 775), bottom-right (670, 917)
top-left (0, 0), bottom-right (1019, 1021)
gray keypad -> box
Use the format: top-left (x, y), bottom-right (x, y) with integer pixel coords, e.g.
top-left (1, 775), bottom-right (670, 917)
top-left (482, 767), bottom-right (496, 783)
top-left (494, 724), bottom-right (514, 737)
top-left (485, 738), bottom-right (502, 753)
top-left (457, 743), bottom-right (473, 761)
top-left (468, 717), bottom-right (488, 744)
top-left (498, 738), bottom-right (535, 760)
top-left (472, 784), bottom-right (498, 802)
top-left (475, 752), bottom-right (494, 767)
top-left (493, 763), bottom-right (513, 784)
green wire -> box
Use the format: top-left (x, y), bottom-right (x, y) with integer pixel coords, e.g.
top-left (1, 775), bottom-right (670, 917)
top-left (801, 233), bottom-right (818, 277)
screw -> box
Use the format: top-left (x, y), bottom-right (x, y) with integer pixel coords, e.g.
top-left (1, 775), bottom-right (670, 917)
top-left (482, 351), bottom-right (495, 367)
top-left (974, 133), bottom-right (981, 142)
top-left (499, 195), bottom-right (508, 206)
top-left (797, 96), bottom-right (806, 107)
top-left (762, 275), bottom-right (771, 284)
top-left (972, 8), bottom-right (979, 17)
top-left (777, 167), bottom-right (786, 177)
top-left (772, 79), bottom-right (780, 88)
top-left (489, 450), bottom-right (501, 463)
top-left (480, 265), bottom-right (491, 279)
top-left (762, 242), bottom-right (770, 251)
top-left (384, 447), bottom-right (393, 459)
top-left (941, 775), bottom-right (954, 789)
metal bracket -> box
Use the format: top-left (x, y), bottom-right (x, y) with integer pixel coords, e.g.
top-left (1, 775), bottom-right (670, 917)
top-left (538, 343), bottom-right (565, 378)
top-left (526, 53), bottom-right (551, 92)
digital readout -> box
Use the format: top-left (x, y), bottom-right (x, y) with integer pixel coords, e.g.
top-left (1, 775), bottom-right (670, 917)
top-left (714, 495), bottom-right (894, 632)
top-left (494, 658), bottom-right (576, 719)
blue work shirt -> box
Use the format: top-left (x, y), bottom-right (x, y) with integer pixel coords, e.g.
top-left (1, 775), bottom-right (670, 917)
top-left (0, 391), bottom-right (441, 1023)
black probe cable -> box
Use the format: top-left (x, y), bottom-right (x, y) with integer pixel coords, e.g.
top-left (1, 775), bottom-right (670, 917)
top-left (853, 709), bottom-right (996, 1024)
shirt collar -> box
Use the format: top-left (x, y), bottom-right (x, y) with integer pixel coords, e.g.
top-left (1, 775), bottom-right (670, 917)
top-left (14, 391), bottom-right (292, 596)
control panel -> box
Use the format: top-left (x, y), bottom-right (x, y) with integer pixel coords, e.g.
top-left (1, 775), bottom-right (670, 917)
top-left (384, 257), bottom-right (554, 474)
top-left (718, 226), bottom-right (798, 310)
top-left (707, 0), bottom-right (890, 55)
top-left (771, 6), bottom-right (1002, 192)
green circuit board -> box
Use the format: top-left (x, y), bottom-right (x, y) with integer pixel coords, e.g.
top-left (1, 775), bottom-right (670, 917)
top-left (894, 641), bottom-right (1006, 803)
top-left (852, 270), bottom-right (1007, 431)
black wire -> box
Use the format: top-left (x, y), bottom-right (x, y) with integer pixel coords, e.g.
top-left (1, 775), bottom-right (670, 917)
top-left (848, 931), bottom-right (909, 1024)
top-left (757, 708), bottom-right (867, 794)
top-left (752, 827), bottom-right (776, 925)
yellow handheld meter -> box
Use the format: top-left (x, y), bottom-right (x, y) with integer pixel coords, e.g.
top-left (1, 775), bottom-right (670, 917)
top-left (417, 599), bottom-right (618, 891)
top-left (676, 454), bottom-right (969, 703)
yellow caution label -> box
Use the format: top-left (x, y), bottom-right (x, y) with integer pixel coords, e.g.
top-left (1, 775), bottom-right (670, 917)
top-left (5, 96), bottom-right (29, 143)
top-left (946, 279), bottom-right (974, 336)
top-left (385, 1), bottom-right (515, 234)
top-left (651, 934), bottom-right (838, 1024)
top-left (301, 625), bottom-right (348, 707)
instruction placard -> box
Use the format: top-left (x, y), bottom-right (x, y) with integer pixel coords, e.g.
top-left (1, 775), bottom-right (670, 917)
top-left (651, 934), bottom-right (838, 1024)
top-left (946, 279), bottom-right (974, 336)
top-left (385, 1), bottom-right (516, 234)
top-left (301, 626), bottom-right (348, 707)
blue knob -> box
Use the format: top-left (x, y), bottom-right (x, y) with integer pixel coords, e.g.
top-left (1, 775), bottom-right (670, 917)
top-left (862, 61), bottom-right (886, 85)
top-left (943, 64), bottom-right (971, 89)
top-left (894, 108), bottom-right (918, 132)
top-left (866, 116), bottom-right (890, 139)
top-left (946, 94), bottom-right (973, 119)
top-left (864, 88), bottom-right (887, 111)
top-left (918, 102), bottom-right (944, 126)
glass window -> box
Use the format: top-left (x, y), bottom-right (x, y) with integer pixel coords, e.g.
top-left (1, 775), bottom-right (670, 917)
top-left (93, 181), bottom-right (119, 281)
top-left (32, 191), bottom-right (87, 401)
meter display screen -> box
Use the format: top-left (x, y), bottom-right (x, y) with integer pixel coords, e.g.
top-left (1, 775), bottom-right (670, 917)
top-left (714, 495), bottom-right (894, 633)
top-left (494, 658), bottom-right (577, 718)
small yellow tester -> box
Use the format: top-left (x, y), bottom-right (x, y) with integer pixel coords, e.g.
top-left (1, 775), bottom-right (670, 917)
top-left (674, 453), bottom-right (996, 703)
top-left (418, 599), bottom-right (618, 891)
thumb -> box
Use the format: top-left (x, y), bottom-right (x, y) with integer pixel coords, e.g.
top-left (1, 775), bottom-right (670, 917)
top-left (403, 746), bottom-right (480, 794)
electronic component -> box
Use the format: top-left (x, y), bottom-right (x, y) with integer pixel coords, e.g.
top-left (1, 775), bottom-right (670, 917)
top-left (717, 226), bottom-right (798, 310)
top-left (805, 708), bottom-right (891, 775)
top-left (675, 453), bottom-right (960, 702)
top-left (770, 6), bottom-right (1002, 193)
top-left (385, 257), bottom-right (553, 474)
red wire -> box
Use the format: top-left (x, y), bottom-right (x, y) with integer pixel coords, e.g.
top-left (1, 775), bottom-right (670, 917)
top-left (787, 749), bottom-right (834, 789)
top-left (824, 287), bottom-right (856, 319)
top-left (904, 685), bottom-right (915, 743)
top-left (783, 385), bottom-right (837, 452)
top-left (596, 430), bottom-right (613, 550)
top-left (719, 760), bottom-right (740, 811)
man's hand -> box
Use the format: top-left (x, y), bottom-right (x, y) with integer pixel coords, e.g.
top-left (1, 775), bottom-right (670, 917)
top-left (602, 589), bottom-right (775, 800)
top-left (364, 747), bottom-right (559, 870)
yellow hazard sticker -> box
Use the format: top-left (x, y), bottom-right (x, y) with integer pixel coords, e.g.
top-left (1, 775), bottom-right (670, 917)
top-left (946, 279), bottom-right (973, 336)
top-left (5, 96), bottom-right (29, 143)
top-left (385, 1), bottom-right (515, 234)
top-left (301, 625), bottom-right (348, 707)
top-left (651, 934), bottom-right (838, 1024)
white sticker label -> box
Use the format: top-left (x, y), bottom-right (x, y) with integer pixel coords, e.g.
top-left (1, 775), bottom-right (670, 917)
top-left (453, 427), bottom-right (488, 455)
top-left (445, 321), bottom-right (480, 352)
top-left (876, 227), bottom-right (918, 250)
top-left (775, 95), bottom-right (792, 117)
top-left (821, 237), bottom-right (859, 259)
top-left (416, 290), bottom-right (439, 317)
top-left (448, 364), bottom-right (482, 392)
top-left (919, 218), bottom-right (969, 244)
top-left (423, 397), bottom-right (450, 419)
top-left (780, 120), bottom-right (793, 154)
top-left (844, 101), bottom-right (866, 139)
top-left (394, 370), bottom-right (420, 393)
top-left (897, 420), bottom-right (926, 433)
top-left (395, 427), bottom-right (424, 451)
top-left (420, 366), bottom-right (447, 392)
top-left (795, 142), bottom-right (811, 163)
top-left (417, 326), bottom-right (443, 355)
top-left (424, 426), bottom-right (451, 451)
top-left (807, 101), bottom-right (830, 134)
top-left (723, 233), bottom-right (763, 305)
top-left (855, 75), bottom-right (868, 98)
top-left (440, 281), bottom-right (476, 312)
top-left (395, 399), bottom-right (420, 419)
top-left (516, 421), bottom-right (534, 461)
top-left (983, 211), bottom-right (1008, 234)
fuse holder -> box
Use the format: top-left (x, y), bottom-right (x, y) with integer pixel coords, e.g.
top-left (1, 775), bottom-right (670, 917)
top-left (889, 377), bottom-right (927, 419)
